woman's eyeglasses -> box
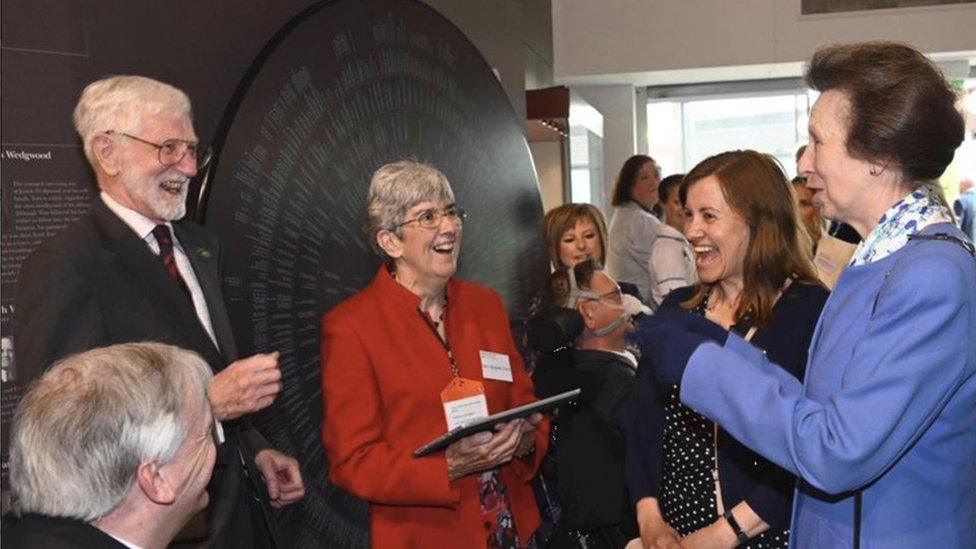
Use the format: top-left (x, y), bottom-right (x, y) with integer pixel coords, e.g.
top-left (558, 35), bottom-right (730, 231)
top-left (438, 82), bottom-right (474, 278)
top-left (398, 206), bottom-right (467, 230)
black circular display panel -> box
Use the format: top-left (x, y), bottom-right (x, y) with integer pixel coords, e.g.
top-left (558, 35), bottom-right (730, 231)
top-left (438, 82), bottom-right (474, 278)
top-left (200, 1), bottom-right (546, 546)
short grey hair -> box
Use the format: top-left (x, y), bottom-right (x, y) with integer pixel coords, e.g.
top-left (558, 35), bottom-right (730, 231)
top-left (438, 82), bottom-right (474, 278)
top-left (365, 160), bottom-right (455, 259)
top-left (9, 342), bottom-right (213, 521)
top-left (73, 75), bottom-right (193, 163)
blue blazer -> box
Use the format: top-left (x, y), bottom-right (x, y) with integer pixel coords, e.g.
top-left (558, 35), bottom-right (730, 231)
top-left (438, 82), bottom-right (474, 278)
top-left (681, 223), bottom-right (976, 548)
top-left (626, 281), bottom-right (828, 528)
top-left (954, 190), bottom-right (976, 243)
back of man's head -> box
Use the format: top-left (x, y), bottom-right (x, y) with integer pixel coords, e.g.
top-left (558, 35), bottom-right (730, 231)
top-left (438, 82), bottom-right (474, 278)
top-left (9, 342), bottom-right (213, 521)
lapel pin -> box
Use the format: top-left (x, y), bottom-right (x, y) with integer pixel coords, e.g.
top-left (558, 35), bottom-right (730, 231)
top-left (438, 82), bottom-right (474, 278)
top-left (196, 248), bottom-right (213, 261)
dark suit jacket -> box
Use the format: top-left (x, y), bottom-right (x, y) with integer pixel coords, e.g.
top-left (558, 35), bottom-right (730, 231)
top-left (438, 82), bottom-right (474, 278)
top-left (533, 349), bottom-right (638, 536)
top-left (1, 513), bottom-right (126, 549)
top-left (13, 198), bottom-right (274, 548)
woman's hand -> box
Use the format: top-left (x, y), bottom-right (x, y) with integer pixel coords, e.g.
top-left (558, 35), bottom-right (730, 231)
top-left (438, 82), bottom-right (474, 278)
top-left (445, 418), bottom-right (524, 481)
top-left (641, 523), bottom-right (682, 549)
top-left (680, 521), bottom-right (737, 548)
top-left (636, 498), bottom-right (682, 549)
top-left (681, 504), bottom-right (764, 548)
top-left (514, 413), bottom-right (544, 458)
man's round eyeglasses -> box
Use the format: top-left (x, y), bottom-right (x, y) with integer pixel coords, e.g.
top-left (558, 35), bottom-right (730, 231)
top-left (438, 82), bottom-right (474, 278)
top-left (398, 206), bottom-right (467, 230)
top-left (106, 130), bottom-right (212, 170)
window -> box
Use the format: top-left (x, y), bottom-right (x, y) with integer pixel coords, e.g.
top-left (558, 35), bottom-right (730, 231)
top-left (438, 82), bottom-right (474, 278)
top-left (646, 80), bottom-right (816, 178)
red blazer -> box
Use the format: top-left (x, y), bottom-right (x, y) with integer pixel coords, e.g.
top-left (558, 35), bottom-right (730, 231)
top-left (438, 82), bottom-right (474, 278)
top-left (321, 267), bottom-right (548, 548)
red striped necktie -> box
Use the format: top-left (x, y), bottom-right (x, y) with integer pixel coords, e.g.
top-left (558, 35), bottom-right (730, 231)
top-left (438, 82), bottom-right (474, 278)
top-left (151, 224), bottom-right (193, 302)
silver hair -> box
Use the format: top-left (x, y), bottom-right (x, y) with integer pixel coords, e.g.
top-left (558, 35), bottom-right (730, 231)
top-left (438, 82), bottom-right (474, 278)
top-left (365, 160), bottom-right (455, 259)
top-left (73, 75), bottom-right (192, 163)
top-left (9, 342), bottom-right (213, 521)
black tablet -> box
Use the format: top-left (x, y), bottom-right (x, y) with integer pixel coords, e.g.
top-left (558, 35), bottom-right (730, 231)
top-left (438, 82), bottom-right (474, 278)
top-left (413, 388), bottom-right (581, 457)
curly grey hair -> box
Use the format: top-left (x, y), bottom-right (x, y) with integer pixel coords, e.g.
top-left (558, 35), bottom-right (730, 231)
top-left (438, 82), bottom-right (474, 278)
top-left (365, 160), bottom-right (455, 260)
top-left (73, 75), bottom-right (192, 164)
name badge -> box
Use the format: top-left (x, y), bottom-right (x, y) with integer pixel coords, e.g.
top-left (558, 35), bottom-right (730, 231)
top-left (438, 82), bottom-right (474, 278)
top-left (441, 377), bottom-right (489, 431)
top-left (480, 350), bottom-right (513, 382)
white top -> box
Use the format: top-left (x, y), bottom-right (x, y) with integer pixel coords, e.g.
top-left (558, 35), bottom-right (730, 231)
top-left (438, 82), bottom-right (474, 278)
top-left (609, 349), bottom-right (638, 369)
top-left (605, 201), bottom-right (662, 304)
top-left (106, 532), bottom-right (144, 549)
top-left (101, 192), bottom-right (218, 348)
top-left (647, 223), bottom-right (697, 308)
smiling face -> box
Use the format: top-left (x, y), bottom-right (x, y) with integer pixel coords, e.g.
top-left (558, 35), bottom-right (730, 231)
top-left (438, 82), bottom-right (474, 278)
top-left (798, 90), bottom-right (885, 233)
top-left (109, 113), bottom-right (198, 223)
top-left (558, 217), bottom-right (602, 268)
top-left (387, 199), bottom-right (462, 289)
top-left (683, 175), bottom-right (750, 286)
top-left (630, 161), bottom-right (661, 211)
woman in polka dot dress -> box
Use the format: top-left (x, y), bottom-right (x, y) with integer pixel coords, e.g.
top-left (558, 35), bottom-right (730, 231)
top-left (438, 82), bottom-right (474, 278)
top-left (625, 151), bottom-right (829, 548)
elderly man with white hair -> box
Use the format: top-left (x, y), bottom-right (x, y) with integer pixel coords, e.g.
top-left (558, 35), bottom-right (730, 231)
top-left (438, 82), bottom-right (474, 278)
top-left (2, 343), bottom-right (217, 549)
top-left (13, 75), bottom-right (303, 547)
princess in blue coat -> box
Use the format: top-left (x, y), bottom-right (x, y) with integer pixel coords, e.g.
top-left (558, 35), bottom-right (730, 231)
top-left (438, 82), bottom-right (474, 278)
top-left (638, 42), bottom-right (976, 548)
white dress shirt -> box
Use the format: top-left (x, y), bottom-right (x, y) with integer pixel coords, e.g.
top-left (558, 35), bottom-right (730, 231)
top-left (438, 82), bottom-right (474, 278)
top-left (100, 192), bottom-right (219, 348)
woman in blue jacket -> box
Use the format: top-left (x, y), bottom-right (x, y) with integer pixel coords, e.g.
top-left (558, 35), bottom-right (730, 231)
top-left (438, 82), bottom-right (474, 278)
top-left (639, 42), bottom-right (975, 548)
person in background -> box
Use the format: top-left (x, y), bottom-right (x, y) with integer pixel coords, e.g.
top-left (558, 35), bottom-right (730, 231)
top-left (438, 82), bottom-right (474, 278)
top-left (543, 203), bottom-right (642, 302)
top-left (606, 155), bottom-right (663, 303)
top-left (12, 75), bottom-right (303, 548)
top-left (637, 41), bottom-right (975, 547)
top-left (797, 145), bottom-right (856, 288)
top-left (532, 203), bottom-right (636, 546)
top-left (543, 203), bottom-right (609, 271)
top-left (648, 174), bottom-right (697, 308)
top-left (628, 150), bottom-right (828, 549)
top-left (321, 161), bottom-right (547, 548)
top-left (791, 175), bottom-right (825, 254)
top-left (2, 343), bottom-right (217, 549)
top-left (527, 203), bottom-right (612, 371)
top-left (954, 178), bottom-right (975, 242)
top-left (534, 260), bottom-right (640, 548)
top-left (794, 144), bottom-right (807, 166)
top-left (1, 337), bottom-right (15, 382)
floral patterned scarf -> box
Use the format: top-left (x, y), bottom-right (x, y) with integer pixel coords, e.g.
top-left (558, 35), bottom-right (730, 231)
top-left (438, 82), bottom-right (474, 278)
top-left (850, 186), bottom-right (953, 267)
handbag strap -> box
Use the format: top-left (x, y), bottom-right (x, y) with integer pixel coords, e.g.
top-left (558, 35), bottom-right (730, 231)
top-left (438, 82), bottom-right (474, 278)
top-left (907, 232), bottom-right (976, 259)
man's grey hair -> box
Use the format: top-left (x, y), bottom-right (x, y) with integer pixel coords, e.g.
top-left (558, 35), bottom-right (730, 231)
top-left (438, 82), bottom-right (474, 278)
top-left (365, 160), bottom-right (455, 260)
top-left (73, 75), bottom-right (192, 163)
top-left (9, 342), bottom-right (213, 521)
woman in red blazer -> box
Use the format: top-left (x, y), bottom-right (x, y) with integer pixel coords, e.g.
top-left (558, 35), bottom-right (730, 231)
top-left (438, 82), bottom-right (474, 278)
top-left (321, 161), bottom-right (548, 548)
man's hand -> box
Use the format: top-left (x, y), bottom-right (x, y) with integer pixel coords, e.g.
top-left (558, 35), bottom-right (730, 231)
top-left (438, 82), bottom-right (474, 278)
top-left (254, 449), bottom-right (305, 509)
top-left (445, 419), bottom-right (524, 481)
top-left (514, 413), bottom-right (544, 458)
top-left (209, 352), bottom-right (281, 421)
